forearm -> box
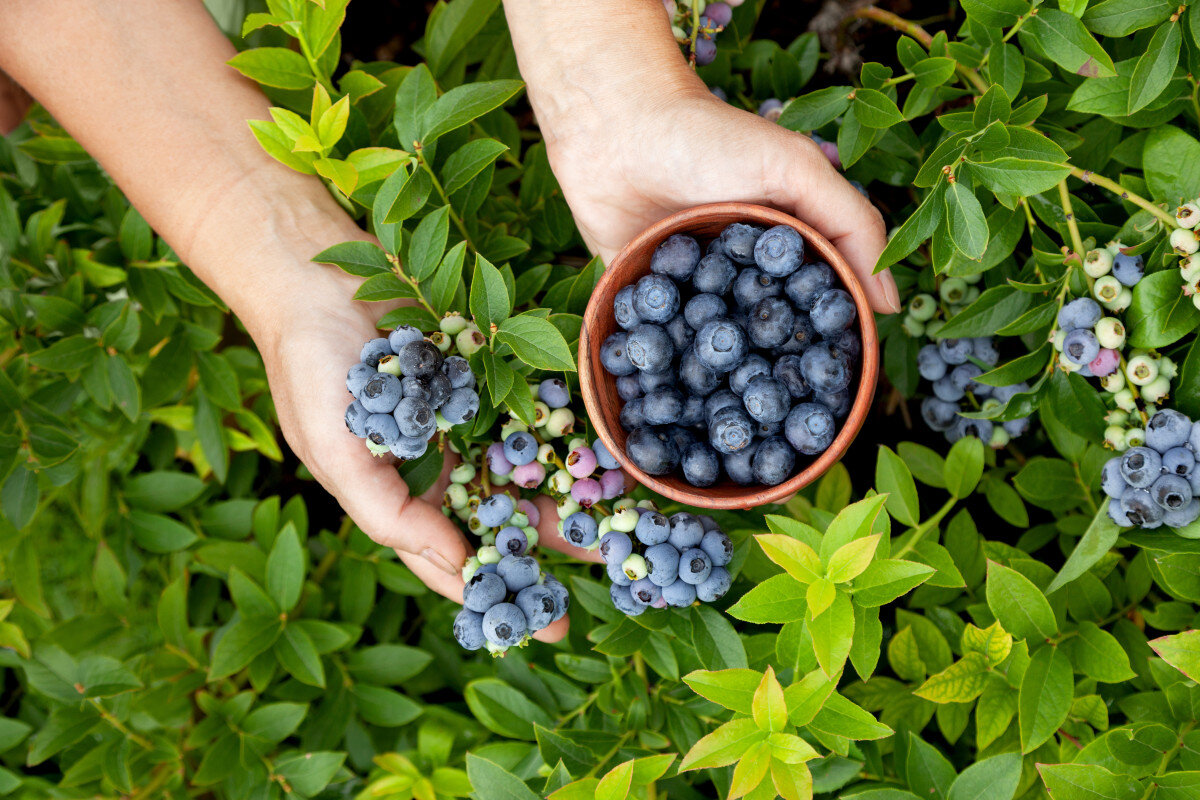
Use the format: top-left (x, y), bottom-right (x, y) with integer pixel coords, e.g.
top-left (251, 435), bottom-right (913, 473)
top-left (0, 0), bottom-right (366, 342)
top-left (500, 0), bottom-right (705, 140)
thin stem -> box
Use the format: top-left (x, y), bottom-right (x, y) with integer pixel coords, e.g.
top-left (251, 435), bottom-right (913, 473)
top-left (1069, 166), bottom-right (1177, 228)
top-left (1001, 9), bottom-right (1035, 43)
top-left (584, 730), bottom-right (635, 779)
top-left (416, 154), bottom-right (474, 246)
top-left (850, 7), bottom-right (990, 93)
top-left (689, 0), bottom-right (701, 68)
top-left (1057, 180), bottom-right (1086, 260)
top-left (881, 73), bottom-right (915, 88)
top-left (893, 497), bottom-right (956, 559)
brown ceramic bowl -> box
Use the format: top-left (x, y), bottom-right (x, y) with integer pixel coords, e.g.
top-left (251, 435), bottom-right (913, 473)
top-left (578, 203), bottom-right (879, 510)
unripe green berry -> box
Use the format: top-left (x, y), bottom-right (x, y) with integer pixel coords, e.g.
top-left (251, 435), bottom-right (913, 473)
top-left (549, 469), bottom-right (574, 494)
top-left (610, 508), bottom-right (639, 532)
top-left (434, 411), bottom-right (452, 432)
top-left (454, 505), bottom-right (472, 522)
top-left (940, 277), bottom-right (968, 304)
top-left (567, 437), bottom-right (588, 452)
top-left (925, 319), bottom-right (945, 338)
top-left (1142, 374), bottom-right (1171, 404)
top-left (440, 313), bottom-right (469, 335)
top-left (1194, 292), bottom-right (1200, 313)
top-left (482, 529), bottom-right (497, 546)
top-left (1124, 427), bottom-right (1145, 448)
top-left (546, 408), bottom-right (575, 438)
top-left (449, 463), bottom-right (476, 485)
top-left (366, 440), bottom-right (391, 456)
top-left (612, 497), bottom-right (637, 512)
top-left (1114, 388), bottom-right (1137, 412)
top-left (1107, 287), bottom-right (1132, 313)
top-left (1171, 227), bottom-right (1200, 255)
top-left (557, 497), bottom-right (581, 519)
top-left (1182, 255), bottom-right (1200, 284)
top-left (989, 427), bottom-right (1010, 449)
top-left (377, 354), bottom-right (403, 376)
top-left (532, 402), bottom-right (551, 427)
top-left (537, 443), bottom-right (557, 465)
top-left (1125, 354), bottom-right (1158, 386)
top-left (981, 398), bottom-right (1002, 413)
top-left (477, 545), bottom-right (501, 564)
top-left (429, 331), bottom-right (452, 353)
top-left (1101, 370), bottom-right (1125, 393)
top-left (1159, 356), bottom-right (1178, 380)
top-left (1094, 317), bottom-right (1125, 349)
top-left (901, 315), bottom-right (925, 338)
top-left (456, 326), bottom-right (486, 355)
top-left (1052, 329), bottom-right (1066, 351)
top-left (1105, 409), bottom-right (1129, 426)
top-left (1093, 275), bottom-right (1121, 304)
top-left (1083, 248), bottom-right (1113, 278)
top-left (524, 526), bottom-right (539, 548)
top-left (467, 494), bottom-right (482, 511)
top-left (462, 556), bottom-right (482, 582)
top-left (1058, 351), bottom-right (1082, 372)
top-left (963, 272), bottom-right (983, 285)
top-left (1178, 202), bottom-right (1200, 229)
top-left (500, 419), bottom-right (529, 440)
top-left (1104, 425), bottom-right (1127, 450)
top-left (908, 293), bottom-right (937, 322)
top-left (510, 511), bottom-right (530, 528)
top-left (636, 499), bottom-right (658, 511)
top-left (445, 483), bottom-right (469, 509)
top-left (442, 505), bottom-right (453, 518)
top-left (598, 515), bottom-right (614, 537)
top-left (490, 470), bottom-right (512, 487)
top-left (622, 553), bottom-right (648, 581)
top-left (964, 287), bottom-right (980, 304)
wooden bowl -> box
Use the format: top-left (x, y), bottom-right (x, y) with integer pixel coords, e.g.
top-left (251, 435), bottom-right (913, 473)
top-left (578, 203), bottom-right (879, 510)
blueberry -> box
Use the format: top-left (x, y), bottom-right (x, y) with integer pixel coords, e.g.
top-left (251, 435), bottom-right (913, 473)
top-left (607, 559), bottom-right (632, 587)
top-left (1121, 446), bottom-right (1163, 489)
top-left (937, 338), bottom-right (973, 366)
top-left (709, 406), bottom-right (755, 455)
top-left (610, 583), bottom-right (645, 615)
top-left (664, 424), bottom-right (697, 454)
top-left (1163, 446), bottom-right (1195, 476)
top-left (453, 608), bottom-right (487, 650)
top-left (800, 342), bottom-right (852, 394)
top-left (463, 571), bottom-right (506, 612)
top-left (681, 442), bottom-right (722, 487)
top-left (723, 441), bottom-right (760, 485)
top-left (345, 401), bottom-right (369, 437)
top-left (810, 289), bottom-right (856, 336)
top-left (932, 376), bottom-right (965, 402)
top-left (600, 531), bottom-right (633, 564)
top-left (425, 372), bottom-right (453, 408)
top-left (387, 325), bottom-right (424, 355)
top-left (668, 513), bottom-right (705, 550)
top-left (393, 396), bottom-right (436, 439)
top-left (494, 527), bottom-right (528, 558)
top-left (626, 427), bottom-right (681, 475)
top-left (441, 388), bottom-right (479, 426)
top-left (477, 494), bottom-right (515, 528)
top-left (951, 416), bottom-right (993, 443)
top-left (1152, 474), bottom-right (1191, 511)
top-left (600, 332), bottom-right (638, 376)
top-left (730, 354), bottom-right (772, 395)
top-left (538, 378), bottom-right (570, 409)
top-left (401, 376), bottom-right (430, 402)
top-left (784, 262), bottom-right (835, 311)
top-left (594, 438), bottom-right (621, 470)
top-left (614, 285), bottom-right (642, 330)
top-left (1100, 457), bottom-right (1127, 499)
top-left (651, 234), bottom-right (701, 281)
top-left (632, 274), bottom-right (681, 324)
top-left (700, 515), bottom-right (721, 532)
top-left (504, 431), bottom-right (539, 466)
top-left (917, 345), bottom-right (947, 381)
top-left (482, 602), bottom-right (527, 647)
top-left (497, 555), bottom-right (540, 593)
top-left (1121, 488), bottom-right (1163, 528)
top-left (755, 420), bottom-right (784, 438)
top-left (1057, 297), bottom-right (1103, 332)
top-left (515, 585), bottom-right (557, 632)
top-left (543, 572), bottom-right (570, 620)
top-left (693, 252), bottom-right (737, 294)
top-left (360, 338), bottom-right (393, 368)
top-left (685, 293), bottom-right (728, 331)
top-left (695, 319), bottom-right (749, 372)
top-left (1003, 417), bottom-right (1030, 438)
top-left (630, 578), bottom-right (662, 606)
top-left (1163, 498), bottom-right (1200, 529)
top-left (694, 35), bottom-right (717, 65)
top-left (679, 395), bottom-right (706, 427)
top-left (397, 340), bottom-right (443, 379)
top-left (777, 314), bottom-right (818, 355)
top-left (950, 363), bottom-right (985, 395)
top-left (442, 356), bottom-right (475, 389)
top-left (678, 548), bottom-right (713, 585)
top-left (639, 387), bottom-right (682, 425)
top-left (662, 579), bottom-right (697, 608)
top-left (742, 376), bottom-right (791, 424)
top-left (732, 268), bottom-right (782, 309)
top-left (817, 390), bottom-right (850, 419)
top-left (360, 373), bottom-right (403, 413)
top-left (921, 397), bottom-right (959, 432)
top-left (563, 511), bottom-right (599, 547)
top-left (645, 543), bottom-right (681, 586)
top-left (748, 297), bottom-right (796, 349)
top-left (719, 223), bottom-right (765, 264)
top-left (1062, 329), bottom-right (1100, 366)
top-left (678, 347), bottom-right (720, 396)
top-left (992, 382), bottom-right (1030, 404)
top-left (971, 338), bottom-right (999, 367)
top-left (635, 511), bottom-right (671, 546)
top-left (1146, 409), bottom-right (1193, 452)
top-left (709, 389), bottom-right (746, 428)
top-left (754, 225), bottom-right (806, 277)
top-left (390, 436), bottom-right (428, 460)
top-left (617, 374), bottom-right (643, 401)
top-left (785, 402), bottom-right (835, 454)
top-left (619, 398), bottom-right (647, 431)
top-left (1112, 252), bottom-right (1144, 286)
top-left (700, 529), bottom-right (733, 566)
top-left (665, 315), bottom-right (694, 352)
top-left (364, 413), bottom-right (401, 447)
top-left (833, 329), bottom-right (862, 361)
top-left (696, 567), bottom-right (731, 602)
top-left (347, 362), bottom-right (376, 398)
top-left (1108, 499), bottom-right (1134, 527)
top-left (626, 324), bottom-right (674, 373)
top-left (752, 436), bottom-right (796, 485)
top-left (773, 355), bottom-right (812, 399)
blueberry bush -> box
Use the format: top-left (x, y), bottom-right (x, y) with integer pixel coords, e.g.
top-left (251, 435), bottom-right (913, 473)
top-left (3, 0), bottom-right (1200, 798)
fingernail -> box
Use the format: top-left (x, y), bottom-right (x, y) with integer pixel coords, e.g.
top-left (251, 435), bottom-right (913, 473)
top-left (421, 548), bottom-right (460, 577)
top-left (878, 274), bottom-right (901, 314)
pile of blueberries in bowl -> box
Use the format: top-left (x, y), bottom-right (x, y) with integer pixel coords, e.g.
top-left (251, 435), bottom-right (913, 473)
top-left (599, 223), bottom-right (862, 487)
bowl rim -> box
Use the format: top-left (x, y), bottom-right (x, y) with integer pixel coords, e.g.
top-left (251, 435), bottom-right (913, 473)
top-left (578, 202), bottom-right (879, 510)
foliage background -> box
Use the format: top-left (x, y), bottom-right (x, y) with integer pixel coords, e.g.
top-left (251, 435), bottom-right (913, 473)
top-left (1, 0), bottom-right (1199, 799)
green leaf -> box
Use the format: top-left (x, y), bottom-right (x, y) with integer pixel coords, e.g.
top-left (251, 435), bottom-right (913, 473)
top-left (424, 0), bottom-right (502, 76)
top-left (1143, 125), bottom-right (1200, 204)
top-left (809, 591), bottom-right (854, 676)
top-left (123, 471), bottom-right (206, 512)
top-left (431, 241), bottom-right (467, 315)
top-left (423, 80), bottom-right (524, 144)
top-left (1014, 457), bottom-right (1088, 511)
top-left (1037, 763), bottom-right (1143, 800)
top-left (1126, 269), bottom-right (1200, 348)
top-left (407, 206), bottom-right (450, 281)
top-left (827, 535), bottom-right (882, 584)
top-left (683, 668), bottom-right (761, 714)
top-left (242, 703), bottom-right (307, 745)
top-left (596, 760), bottom-right (633, 800)
top-left (1047, 503), bottom-right (1121, 594)
top-left (276, 751), bottom-right (345, 797)
top-left (913, 57), bottom-right (957, 88)
top-left (1128, 22), bottom-right (1181, 113)
top-left (466, 756), bottom-right (541, 800)
top-left (496, 314), bottom-right (576, 371)
top-left (1083, 0), bottom-right (1175, 37)
top-left (226, 48), bottom-right (315, 90)
top-left (465, 678), bottom-right (555, 740)
top-left (375, 164), bottom-right (432, 224)
top-left (1019, 645), bottom-right (1072, 752)
top-left (961, 0), bottom-right (1029, 26)
top-left (266, 524), bottom-right (304, 611)
top-left (1066, 621), bottom-right (1136, 682)
top-left (470, 254), bottom-right (511, 332)
top-left (1047, 370), bottom-right (1107, 443)
top-left (443, 138), bottom-right (509, 194)
top-left (915, 653), bottom-right (989, 703)
top-left (947, 753), bottom-right (1022, 800)
top-left (875, 184), bottom-right (946, 272)
top-left (876, 446), bottom-right (919, 526)
top-left (987, 560), bottom-right (1057, 640)
top-left (352, 684), bottom-right (422, 727)
top-left (851, 560), bottom-right (936, 606)
top-left (691, 605), bottom-right (748, 670)
top-left (208, 615), bottom-right (282, 680)
top-left (776, 86), bottom-right (853, 131)
top-left (853, 88), bottom-right (904, 128)
top-left (275, 624), bottom-right (325, 687)
top-left (1149, 629), bottom-right (1200, 682)
top-left (679, 717), bottom-right (766, 771)
top-left (128, 510), bottom-right (198, 553)
top-left (752, 668), bottom-right (788, 732)
top-left (1024, 10), bottom-right (1117, 77)
top-left (968, 157), bottom-right (1071, 197)
top-left (937, 286), bottom-right (1032, 339)
top-left (944, 182), bottom-right (989, 260)
top-left (728, 574), bottom-right (809, 623)
top-left (907, 733), bottom-right (957, 800)
top-left (393, 64), bottom-right (437, 150)
top-left (944, 435), bottom-right (985, 498)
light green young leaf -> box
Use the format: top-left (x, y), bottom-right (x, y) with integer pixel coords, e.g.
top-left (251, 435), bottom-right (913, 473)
top-left (752, 666), bottom-right (788, 732)
top-left (1149, 629), bottom-right (1200, 682)
top-left (826, 534), bottom-right (882, 584)
top-left (496, 314), bottom-right (576, 371)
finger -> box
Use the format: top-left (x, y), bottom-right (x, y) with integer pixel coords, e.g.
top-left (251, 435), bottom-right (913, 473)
top-left (531, 494), bottom-right (606, 564)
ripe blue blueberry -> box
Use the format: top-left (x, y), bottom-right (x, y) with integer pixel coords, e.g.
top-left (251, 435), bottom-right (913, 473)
top-left (1057, 297), bottom-right (1102, 332)
top-left (678, 548), bottom-right (713, 585)
top-left (694, 35), bottom-right (717, 65)
top-left (360, 373), bottom-right (403, 413)
top-left (1112, 252), bottom-right (1144, 286)
top-left (463, 571), bottom-right (506, 612)
top-left (817, 390), bottom-right (850, 419)
top-left (777, 314), bottom-right (817, 355)
top-left (799, 342), bottom-right (852, 393)
top-left (619, 397), bottom-right (647, 431)
top-left (773, 355), bottom-right (811, 399)
top-left (441, 356), bottom-right (475, 390)
top-left (477, 494), bottom-right (515, 528)
top-left (626, 426), bottom-right (681, 475)
top-left (682, 442), bottom-right (721, 487)
top-left (543, 574), bottom-right (569, 621)
top-left (1146, 409), bottom-right (1192, 452)
top-left (538, 378), bottom-right (570, 409)
top-left (719, 222), bottom-right (764, 264)
top-left (364, 413), bottom-right (401, 448)
top-left (732, 268), bottom-right (782, 309)
top-left (394, 397), bottom-right (436, 439)
top-left (563, 511), bottom-right (599, 548)
top-left (680, 347), bottom-right (721, 396)
top-left (971, 337), bottom-right (1000, 367)
top-left (1101, 457), bottom-right (1128, 499)
top-left (396, 340), bottom-right (443, 379)
top-left (645, 543), bottom-right (681, 586)
top-left (700, 529), bottom-right (733, 566)
top-left (662, 579), bottom-right (697, 608)
top-left (630, 578), bottom-right (662, 606)
top-left (1163, 446), bottom-right (1195, 476)
top-left (992, 382), bottom-right (1030, 405)
top-left (642, 387), bottom-right (685, 425)
top-left (360, 338), bottom-right (393, 368)
top-left (1164, 498), bottom-right (1200, 528)
top-left (496, 526), bottom-right (529, 557)
top-left (784, 262), bottom-right (834, 310)
top-left (753, 225), bottom-right (806, 277)
top-left (755, 419), bottom-right (784, 438)
top-left (920, 397), bottom-right (959, 432)
top-left (482, 603), bottom-right (527, 647)
top-left (810, 288), bottom-right (856, 336)
top-left (347, 362), bottom-right (376, 398)
top-left (616, 374), bottom-right (643, 401)
top-left (1062, 329), bottom-right (1100, 366)
top-left (949, 416), bottom-right (993, 444)
top-left (704, 390), bottom-right (741, 423)
top-left (752, 435), bottom-right (796, 485)
top-left (515, 585), bottom-right (557, 632)
top-left (742, 376), bottom-right (791, 424)
top-left (638, 366), bottom-right (674, 394)
top-left (425, 372), bottom-right (452, 408)
top-left (610, 583), bottom-right (645, 615)
top-left (748, 297), bottom-right (797, 349)
top-left (632, 274), bottom-right (681, 324)
top-left (937, 338), bottom-right (973, 365)
top-left (345, 401), bottom-right (369, 437)
top-left (600, 531), bottom-right (633, 564)
top-left (1152, 474), bottom-right (1191, 511)
top-left (684, 293), bottom-right (728, 331)
top-left (785, 402), bottom-right (835, 454)
top-left (594, 438), bottom-right (621, 470)
top-left (401, 376), bottom-right (430, 402)
top-left (1121, 488), bottom-right (1163, 528)
top-left (600, 332), bottom-right (637, 376)
top-left (453, 608), bottom-right (487, 650)
top-left (388, 325), bottom-right (424, 355)
top-left (614, 284), bottom-right (642, 331)
top-left (1003, 417), bottom-right (1030, 438)
top-left (709, 406), bottom-right (755, 454)
top-left (695, 319), bottom-right (749, 372)
top-left (635, 511), bottom-right (672, 546)
top-left (668, 513), bottom-right (705, 550)
top-left (832, 329), bottom-right (861, 360)
top-left (723, 441), bottom-right (759, 485)
top-left (680, 395), bottom-right (706, 427)
top-left (440, 388), bottom-right (479, 425)
top-left (391, 436), bottom-right (428, 460)
top-left (949, 363), bottom-right (985, 395)
top-left (625, 324), bottom-right (674, 373)
top-left (730, 354), bottom-right (772, 395)
top-left (497, 555), bottom-right (540, 593)
top-left (665, 315), bottom-right (694, 352)
top-left (696, 567), bottom-right (731, 602)
top-left (607, 560), bottom-right (632, 587)
top-left (504, 431), bottom-right (539, 466)
top-left (1108, 499), bottom-right (1134, 527)
top-left (693, 252), bottom-right (737, 294)
top-left (651, 234), bottom-right (702, 281)
top-left (917, 345), bottom-right (947, 381)
top-left (932, 378), bottom-right (964, 407)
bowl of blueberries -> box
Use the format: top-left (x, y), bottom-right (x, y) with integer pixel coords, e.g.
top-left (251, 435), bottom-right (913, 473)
top-left (579, 203), bottom-right (879, 510)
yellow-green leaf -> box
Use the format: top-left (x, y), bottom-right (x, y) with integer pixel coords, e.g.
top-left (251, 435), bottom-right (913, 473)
top-left (752, 666), bottom-right (787, 732)
top-left (826, 534), bottom-right (882, 583)
top-left (756, 535), bottom-right (822, 584)
top-left (914, 653), bottom-right (990, 704)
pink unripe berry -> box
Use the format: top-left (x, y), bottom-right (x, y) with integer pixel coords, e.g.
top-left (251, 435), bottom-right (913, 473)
top-left (652, 595), bottom-right (669, 609)
top-left (819, 141), bottom-right (841, 170)
top-left (486, 442), bottom-right (513, 476)
top-left (566, 446), bottom-right (598, 478)
top-left (570, 478), bottom-right (602, 508)
top-left (517, 499), bottom-right (539, 528)
top-left (512, 461), bottom-right (546, 489)
top-left (600, 469), bottom-right (628, 499)
top-left (1090, 348), bottom-right (1120, 377)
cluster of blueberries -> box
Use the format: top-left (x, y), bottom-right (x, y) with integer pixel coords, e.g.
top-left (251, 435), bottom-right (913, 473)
top-left (344, 324), bottom-right (481, 459)
top-left (664, 0), bottom-right (738, 66)
top-left (599, 507), bottom-right (733, 614)
top-left (601, 223), bottom-right (861, 488)
top-left (1172, 201), bottom-right (1200, 310)
top-left (917, 335), bottom-right (1030, 447)
top-left (1102, 409), bottom-right (1200, 530)
top-left (454, 553), bottom-right (568, 654)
